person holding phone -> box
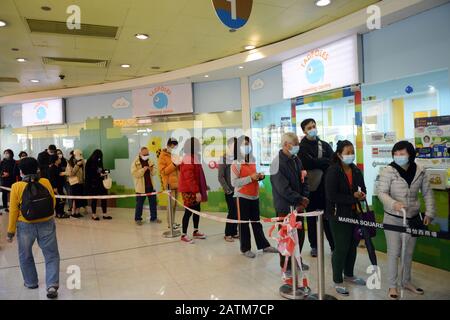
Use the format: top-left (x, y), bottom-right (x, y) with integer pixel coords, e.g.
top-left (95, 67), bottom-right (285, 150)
top-left (66, 149), bottom-right (87, 219)
top-left (231, 135), bottom-right (277, 258)
top-left (131, 147), bottom-right (160, 225)
top-left (325, 140), bottom-right (367, 296)
top-left (377, 141), bottom-right (435, 299)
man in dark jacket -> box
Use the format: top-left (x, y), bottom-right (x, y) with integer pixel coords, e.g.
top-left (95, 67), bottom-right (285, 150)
top-left (37, 144), bottom-right (57, 179)
top-left (298, 118), bottom-right (335, 256)
top-left (270, 132), bottom-right (310, 279)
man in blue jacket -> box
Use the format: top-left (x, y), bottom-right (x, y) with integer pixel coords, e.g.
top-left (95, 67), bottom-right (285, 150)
top-left (270, 132), bottom-right (310, 281)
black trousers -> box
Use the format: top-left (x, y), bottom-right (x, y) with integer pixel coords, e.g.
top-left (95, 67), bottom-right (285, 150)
top-left (90, 187), bottom-right (107, 214)
top-left (55, 186), bottom-right (65, 215)
top-left (182, 203), bottom-right (200, 235)
top-left (224, 192), bottom-right (238, 237)
top-left (306, 189), bottom-right (335, 251)
top-left (238, 198), bottom-right (270, 253)
top-left (2, 189), bottom-right (8, 208)
top-left (278, 215), bottom-right (305, 270)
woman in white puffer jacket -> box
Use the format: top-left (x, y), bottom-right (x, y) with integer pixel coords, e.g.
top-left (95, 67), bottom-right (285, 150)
top-left (377, 141), bottom-right (435, 300)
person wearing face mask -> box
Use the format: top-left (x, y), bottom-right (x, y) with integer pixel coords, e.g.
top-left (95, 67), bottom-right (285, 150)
top-left (231, 135), bottom-right (278, 258)
top-left (37, 144), bottom-right (57, 179)
top-left (298, 118), bottom-right (335, 257)
top-left (66, 149), bottom-right (86, 219)
top-left (270, 132), bottom-right (310, 281)
top-left (131, 147), bottom-right (160, 225)
top-left (377, 141), bottom-right (435, 299)
top-left (1, 149), bottom-right (16, 213)
top-left (218, 137), bottom-right (239, 242)
top-left (14, 151), bottom-right (28, 182)
top-left (325, 140), bottom-right (367, 296)
top-left (48, 154), bottom-right (70, 219)
top-left (158, 138), bottom-right (181, 230)
top-left (86, 149), bottom-right (112, 221)
top-left (178, 138), bottom-right (208, 243)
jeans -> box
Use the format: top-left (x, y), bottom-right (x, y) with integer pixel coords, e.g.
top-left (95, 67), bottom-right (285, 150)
top-left (224, 192), bottom-right (238, 237)
top-left (135, 186), bottom-right (157, 221)
top-left (17, 219), bottom-right (60, 289)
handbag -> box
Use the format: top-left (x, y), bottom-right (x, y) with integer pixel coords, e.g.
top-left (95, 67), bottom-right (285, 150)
top-left (353, 199), bottom-right (377, 241)
top-left (306, 140), bottom-right (323, 192)
top-left (68, 175), bottom-right (79, 186)
top-left (103, 174), bottom-right (112, 190)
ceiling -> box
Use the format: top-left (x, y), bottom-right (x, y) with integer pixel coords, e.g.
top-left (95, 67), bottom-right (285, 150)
top-left (0, 0), bottom-right (381, 97)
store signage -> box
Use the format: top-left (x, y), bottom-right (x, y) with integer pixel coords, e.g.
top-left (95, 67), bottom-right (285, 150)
top-left (282, 36), bottom-right (360, 99)
top-left (212, 0), bottom-right (253, 30)
top-left (22, 99), bottom-right (64, 126)
top-left (132, 84), bottom-right (193, 117)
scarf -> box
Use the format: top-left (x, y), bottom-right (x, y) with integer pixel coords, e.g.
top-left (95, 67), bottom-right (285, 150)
top-left (389, 161), bottom-right (417, 187)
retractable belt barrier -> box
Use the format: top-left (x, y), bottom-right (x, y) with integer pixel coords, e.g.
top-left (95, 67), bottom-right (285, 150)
top-left (2, 184), bottom-right (448, 239)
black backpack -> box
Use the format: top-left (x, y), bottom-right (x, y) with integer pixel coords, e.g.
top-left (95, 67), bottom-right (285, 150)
top-left (21, 179), bottom-right (55, 220)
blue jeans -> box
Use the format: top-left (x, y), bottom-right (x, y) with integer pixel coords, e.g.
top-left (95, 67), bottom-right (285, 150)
top-left (135, 186), bottom-right (157, 221)
top-left (17, 219), bottom-right (60, 289)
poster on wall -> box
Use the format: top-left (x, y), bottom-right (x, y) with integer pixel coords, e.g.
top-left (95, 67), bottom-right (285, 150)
top-left (22, 99), bottom-right (65, 126)
top-left (132, 83), bottom-right (193, 117)
top-left (282, 35), bottom-right (360, 99)
top-left (414, 116), bottom-right (450, 159)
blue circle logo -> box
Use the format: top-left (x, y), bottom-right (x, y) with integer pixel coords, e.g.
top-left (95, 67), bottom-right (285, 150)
top-left (305, 59), bottom-right (325, 84)
top-left (153, 92), bottom-right (169, 109)
top-left (36, 106), bottom-right (47, 120)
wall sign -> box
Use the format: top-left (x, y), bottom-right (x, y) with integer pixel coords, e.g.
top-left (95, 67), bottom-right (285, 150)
top-left (132, 84), bottom-right (193, 117)
top-left (282, 35), bottom-right (360, 99)
top-left (22, 99), bottom-right (65, 126)
top-left (212, 0), bottom-right (253, 30)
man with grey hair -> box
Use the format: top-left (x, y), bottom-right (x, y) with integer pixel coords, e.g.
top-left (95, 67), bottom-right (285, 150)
top-left (270, 132), bottom-right (310, 281)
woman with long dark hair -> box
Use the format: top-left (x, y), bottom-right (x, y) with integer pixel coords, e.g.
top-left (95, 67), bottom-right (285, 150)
top-left (377, 141), bottom-right (435, 299)
top-left (178, 137), bottom-right (208, 243)
top-left (231, 136), bottom-right (277, 258)
top-left (85, 149), bottom-right (111, 221)
top-left (324, 140), bottom-right (367, 296)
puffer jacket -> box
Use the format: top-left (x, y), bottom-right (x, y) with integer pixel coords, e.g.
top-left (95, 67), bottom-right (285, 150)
top-left (376, 164), bottom-right (435, 219)
top-left (66, 160), bottom-right (85, 184)
top-left (158, 149), bottom-right (178, 190)
top-left (130, 156), bottom-right (155, 194)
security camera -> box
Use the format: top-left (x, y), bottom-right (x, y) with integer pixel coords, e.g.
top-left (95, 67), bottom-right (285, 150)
top-left (59, 74), bottom-right (65, 80)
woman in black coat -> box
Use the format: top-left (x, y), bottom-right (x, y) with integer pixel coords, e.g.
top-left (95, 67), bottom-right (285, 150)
top-left (325, 140), bottom-right (367, 296)
top-left (0, 149), bottom-right (17, 212)
top-left (85, 149), bottom-right (111, 221)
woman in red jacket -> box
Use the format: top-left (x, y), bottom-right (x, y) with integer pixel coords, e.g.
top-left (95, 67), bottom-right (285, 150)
top-left (178, 137), bottom-right (208, 243)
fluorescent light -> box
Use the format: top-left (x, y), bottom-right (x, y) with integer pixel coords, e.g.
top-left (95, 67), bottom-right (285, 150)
top-left (204, 75), bottom-right (209, 78)
top-left (120, 64), bottom-right (131, 68)
top-left (315, 0), bottom-right (331, 7)
top-left (244, 45), bottom-right (256, 50)
top-left (135, 33), bottom-right (149, 40)
top-left (238, 66), bottom-right (244, 69)
top-left (0, 20), bottom-right (6, 27)
top-left (30, 79), bottom-right (40, 83)
top-left (16, 58), bottom-right (27, 62)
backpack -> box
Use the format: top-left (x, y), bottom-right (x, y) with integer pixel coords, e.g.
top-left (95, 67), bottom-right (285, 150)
top-left (21, 179), bottom-right (55, 220)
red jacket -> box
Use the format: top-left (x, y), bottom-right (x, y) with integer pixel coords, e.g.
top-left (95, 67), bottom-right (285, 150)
top-left (178, 154), bottom-right (207, 201)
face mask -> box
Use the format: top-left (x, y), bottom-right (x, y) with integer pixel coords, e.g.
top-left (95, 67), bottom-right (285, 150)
top-left (141, 155), bottom-right (150, 161)
top-left (289, 145), bottom-right (300, 156)
top-left (394, 155), bottom-right (409, 166)
top-left (307, 129), bottom-right (318, 138)
top-left (240, 145), bottom-right (251, 156)
top-left (75, 157), bottom-right (82, 161)
top-left (341, 154), bottom-right (355, 165)
top-left (58, 154), bottom-right (63, 159)
top-left (4, 154), bottom-right (10, 159)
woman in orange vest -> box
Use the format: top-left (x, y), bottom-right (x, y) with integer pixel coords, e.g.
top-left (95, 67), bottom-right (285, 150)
top-left (231, 135), bottom-right (278, 258)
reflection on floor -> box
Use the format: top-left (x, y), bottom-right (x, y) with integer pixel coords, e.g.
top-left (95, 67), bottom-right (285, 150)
top-left (0, 208), bottom-right (449, 300)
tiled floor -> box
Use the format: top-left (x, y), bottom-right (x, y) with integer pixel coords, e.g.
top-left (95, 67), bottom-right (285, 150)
top-left (0, 207), bottom-right (449, 300)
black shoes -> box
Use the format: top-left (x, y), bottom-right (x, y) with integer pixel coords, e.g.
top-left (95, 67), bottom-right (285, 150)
top-left (46, 286), bottom-right (58, 299)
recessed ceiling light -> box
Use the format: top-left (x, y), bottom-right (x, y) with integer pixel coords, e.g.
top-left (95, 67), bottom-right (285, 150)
top-left (16, 58), bottom-right (27, 62)
top-left (41, 6), bottom-right (52, 11)
top-left (238, 66), bottom-right (244, 69)
top-left (120, 64), bottom-right (131, 68)
top-left (151, 66), bottom-right (160, 70)
top-left (244, 45), bottom-right (256, 50)
top-left (30, 79), bottom-right (40, 83)
top-left (11, 48), bottom-right (19, 51)
top-left (135, 33), bottom-right (149, 40)
top-left (0, 20), bottom-right (7, 27)
top-left (204, 75), bottom-right (209, 78)
top-left (315, 0), bottom-right (331, 7)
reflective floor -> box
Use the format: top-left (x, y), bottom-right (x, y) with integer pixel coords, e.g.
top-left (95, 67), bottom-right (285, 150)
top-left (0, 208), bottom-right (449, 300)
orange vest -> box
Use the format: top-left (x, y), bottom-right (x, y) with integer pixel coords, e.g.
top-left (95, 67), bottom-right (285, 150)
top-left (234, 163), bottom-right (259, 197)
